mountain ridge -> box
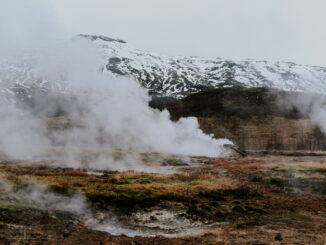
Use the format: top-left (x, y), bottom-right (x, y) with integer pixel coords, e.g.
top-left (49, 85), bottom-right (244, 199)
top-left (1, 34), bottom-right (326, 100)
top-left (81, 34), bottom-right (326, 98)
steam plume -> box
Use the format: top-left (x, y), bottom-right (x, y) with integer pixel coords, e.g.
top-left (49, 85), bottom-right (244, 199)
top-left (0, 1), bottom-right (231, 168)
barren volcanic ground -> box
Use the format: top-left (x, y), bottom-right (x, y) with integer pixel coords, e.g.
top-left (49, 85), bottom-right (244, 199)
top-left (1, 88), bottom-right (326, 244)
top-left (0, 149), bottom-right (325, 245)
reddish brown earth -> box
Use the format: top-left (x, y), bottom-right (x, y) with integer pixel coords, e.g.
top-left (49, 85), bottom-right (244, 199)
top-left (0, 154), bottom-right (325, 245)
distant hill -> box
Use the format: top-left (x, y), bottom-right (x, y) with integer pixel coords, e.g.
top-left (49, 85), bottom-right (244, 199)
top-left (82, 34), bottom-right (326, 98)
top-left (153, 87), bottom-right (326, 152)
top-left (2, 34), bottom-right (326, 102)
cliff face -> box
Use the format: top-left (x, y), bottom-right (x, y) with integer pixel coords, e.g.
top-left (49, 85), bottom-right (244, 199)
top-left (153, 88), bottom-right (326, 152)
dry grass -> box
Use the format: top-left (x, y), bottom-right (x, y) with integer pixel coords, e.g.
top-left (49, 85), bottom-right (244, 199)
top-left (0, 163), bottom-right (239, 208)
top-left (0, 155), bottom-right (325, 244)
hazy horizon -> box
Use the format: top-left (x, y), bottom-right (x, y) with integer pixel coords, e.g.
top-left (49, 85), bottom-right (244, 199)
top-left (49, 0), bottom-right (326, 67)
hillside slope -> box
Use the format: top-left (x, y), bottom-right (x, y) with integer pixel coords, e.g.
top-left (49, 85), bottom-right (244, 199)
top-left (1, 34), bottom-right (326, 100)
top-left (153, 87), bottom-right (326, 152)
top-left (82, 35), bottom-right (326, 97)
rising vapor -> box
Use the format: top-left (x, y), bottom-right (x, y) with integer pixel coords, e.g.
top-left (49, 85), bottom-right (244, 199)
top-left (0, 0), bottom-right (231, 169)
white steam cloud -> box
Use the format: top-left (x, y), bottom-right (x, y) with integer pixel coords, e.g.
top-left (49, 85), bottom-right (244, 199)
top-left (0, 0), bottom-right (231, 168)
top-left (0, 179), bottom-right (88, 215)
top-left (288, 93), bottom-right (326, 134)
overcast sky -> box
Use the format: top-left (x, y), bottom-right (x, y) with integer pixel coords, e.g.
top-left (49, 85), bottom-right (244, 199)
top-left (37, 0), bottom-right (326, 66)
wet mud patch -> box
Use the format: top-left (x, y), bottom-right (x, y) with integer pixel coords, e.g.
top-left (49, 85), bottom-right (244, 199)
top-left (93, 208), bottom-right (206, 237)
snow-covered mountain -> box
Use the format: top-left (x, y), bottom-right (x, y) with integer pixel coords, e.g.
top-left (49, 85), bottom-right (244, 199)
top-left (82, 34), bottom-right (326, 98)
top-left (1, 34), bottom-right (326, 101)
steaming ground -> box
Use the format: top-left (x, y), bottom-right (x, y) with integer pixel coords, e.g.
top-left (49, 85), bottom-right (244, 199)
top-left (0, 38), bottom-right (231, 163)
top-left (0, 0), bottom-right (231, 162)
top-left (0, 153), bottom-right (229, 238)
top-left (0, 2), bottom-right (325, 243)
top-left (0, 18), bottom-right (233, 238)
top-left (0, 178), bottom-right (205, 238)
top-left (0, 180), bottom-right (88, 215)
top-left (0, 32), bottom-right (234, 239)
top-left (0, 147), bottom-right (211, 174)
top-left (0, 154), bottom-right (325, 243)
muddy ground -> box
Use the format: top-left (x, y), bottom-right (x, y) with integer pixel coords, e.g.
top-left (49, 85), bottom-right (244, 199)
top-left (0, 151), bottom-right (325, 245)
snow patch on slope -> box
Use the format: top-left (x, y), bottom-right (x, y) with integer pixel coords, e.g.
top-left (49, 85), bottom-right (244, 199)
top-left (81, 35), bottom-right (326, 98)
top-left (1, 34), bottom-right (326, 100)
